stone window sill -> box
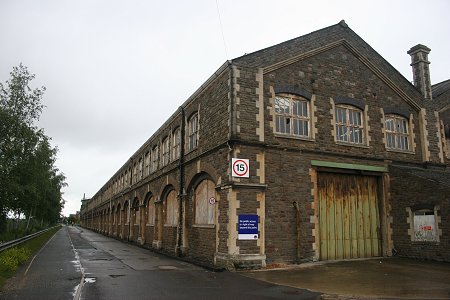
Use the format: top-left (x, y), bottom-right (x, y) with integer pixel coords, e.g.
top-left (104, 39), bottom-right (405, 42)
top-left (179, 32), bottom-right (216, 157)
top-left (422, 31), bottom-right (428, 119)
top-left (411, 241), bottom-right (440, 245)
top-left (274, 134), bottom-right (315, 142)
top-left (192, 224), bottom-right (215, 228)
top-left (164, 224), bottom-right (177, 228)
top-left (335, 142), bottom-right (370, 149)
top-left (386, 148), bottom-right (415, 154)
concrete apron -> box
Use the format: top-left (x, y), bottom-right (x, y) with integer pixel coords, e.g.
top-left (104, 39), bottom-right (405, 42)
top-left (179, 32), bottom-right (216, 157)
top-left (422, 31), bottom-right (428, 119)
top-left (242, 257), bottom-right (450, 299)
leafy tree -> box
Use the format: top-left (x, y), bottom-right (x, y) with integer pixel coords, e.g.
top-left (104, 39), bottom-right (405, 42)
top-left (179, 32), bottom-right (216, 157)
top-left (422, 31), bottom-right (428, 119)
top-left (0, 64), bottom-right (66, 232)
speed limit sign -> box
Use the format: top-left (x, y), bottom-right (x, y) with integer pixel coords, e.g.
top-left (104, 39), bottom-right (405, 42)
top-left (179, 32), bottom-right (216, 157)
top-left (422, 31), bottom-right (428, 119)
top-left (232, 158), bottom-right (249, 178)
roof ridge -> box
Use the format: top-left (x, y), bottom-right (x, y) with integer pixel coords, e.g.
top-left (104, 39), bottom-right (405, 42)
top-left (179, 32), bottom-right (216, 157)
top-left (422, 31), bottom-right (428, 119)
top-left (232, 20), bottom-right (347, 62)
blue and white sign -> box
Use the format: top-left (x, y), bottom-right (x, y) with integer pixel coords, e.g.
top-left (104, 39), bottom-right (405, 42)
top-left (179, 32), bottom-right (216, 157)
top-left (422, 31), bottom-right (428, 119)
top-left (238, 214), bottom-right (259, 240)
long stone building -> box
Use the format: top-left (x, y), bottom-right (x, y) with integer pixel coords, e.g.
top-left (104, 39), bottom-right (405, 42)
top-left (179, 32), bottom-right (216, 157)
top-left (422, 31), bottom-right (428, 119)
top-left (80, 20), bottom-right (450, 269)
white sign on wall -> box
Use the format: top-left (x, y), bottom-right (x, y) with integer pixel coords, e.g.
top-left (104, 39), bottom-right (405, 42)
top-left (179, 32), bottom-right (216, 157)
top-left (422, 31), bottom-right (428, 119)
top-left (232, 158), bottom-right (249, 178)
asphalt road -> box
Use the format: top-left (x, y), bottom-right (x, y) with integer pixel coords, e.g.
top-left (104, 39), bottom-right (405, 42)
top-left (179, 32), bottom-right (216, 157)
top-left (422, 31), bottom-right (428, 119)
top-left (0, 226), bottom-right (81, 300)
top-left (1, 226), bottom-right (320, 300)
top-left (4, 226), bottom-right (448, 300)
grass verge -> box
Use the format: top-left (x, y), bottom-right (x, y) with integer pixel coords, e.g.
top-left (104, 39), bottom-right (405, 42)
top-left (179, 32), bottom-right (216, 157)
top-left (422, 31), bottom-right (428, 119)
top-left (0, 225), bottom-right (61, 291)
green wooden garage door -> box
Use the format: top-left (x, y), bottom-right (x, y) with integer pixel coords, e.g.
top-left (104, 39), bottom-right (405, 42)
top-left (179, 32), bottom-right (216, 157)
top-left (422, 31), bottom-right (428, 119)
top-left (318, 173), bottom-right (381, 260)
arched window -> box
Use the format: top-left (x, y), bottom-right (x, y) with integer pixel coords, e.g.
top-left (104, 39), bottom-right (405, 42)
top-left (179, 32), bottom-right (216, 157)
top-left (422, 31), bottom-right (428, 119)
top-left (274, 94), bottom-right (310, 137)
top-left (132, 199), bottom-right (139, 225)
top-left (172, 127), bottom-right (181, 161)
top-left (122, 201), bottom-right (129, 225)
top-left (194, 179), bottom-right (215, 225)
top-left (162, 137), bottom-right (170, 166)
top-left (335, 104), bottom-right (364, 144)
top-left (144, 152), bottom-right (150, 176)
top-left (385, 114), bottom-right (410, 151)
top-left (151, 145), bottom-right (159, 173)
top-left (133, 163), bottom-right (138, 184)
top-left (165, 190), bottom-right (178, 226)
top-left (147, 196), bottom-right (155, 225)
top-left (187, 113), bottom-right (199, 151)
top-left (138, 158), bottom-right (143, 180)
top-left (117, 204), bottom-right (121, 225)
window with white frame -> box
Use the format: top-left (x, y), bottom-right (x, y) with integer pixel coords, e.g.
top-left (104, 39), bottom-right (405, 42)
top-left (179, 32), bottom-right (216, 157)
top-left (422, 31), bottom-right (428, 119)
top-left (165, 190), bottom-right (178, 226)
top-left (162, 137), bottom-right (170, 166)
top-left (151, 145), bottom-right (159, 173)
top-left (128, 168), bottom-right (132, 186)
top-left (385, 114), bottom-right (410, 151)
top-left (147, 196), bottom-right (155, 225)
top-left (133, 163), bottom-right (138, 184)
top-left (194, 179), bottom-right (215, 225)
top-left (172, 128), bottom-right (181, 161)
top-left (274, 94), bottom-right (310, 137)
top-left (187, 113), bottom-right (199, 151)
top-left (335, 105), bottom-right (364, 144)
top-left (144, 152), bottom-right (150, 176)
top-left (138, 158), bottom-right (143, 180)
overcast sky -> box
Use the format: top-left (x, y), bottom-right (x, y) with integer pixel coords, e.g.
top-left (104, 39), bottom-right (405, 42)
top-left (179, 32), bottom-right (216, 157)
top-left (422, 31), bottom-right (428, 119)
top-left (1, 0), bottom-right (449, 217)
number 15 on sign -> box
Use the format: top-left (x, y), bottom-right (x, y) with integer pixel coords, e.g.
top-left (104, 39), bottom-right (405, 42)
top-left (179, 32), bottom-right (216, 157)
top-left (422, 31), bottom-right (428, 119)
top-left (232, 158), bottom-right (249, 178)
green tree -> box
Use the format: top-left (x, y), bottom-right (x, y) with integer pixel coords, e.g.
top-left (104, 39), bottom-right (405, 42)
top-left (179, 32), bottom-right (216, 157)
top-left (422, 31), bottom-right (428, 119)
top-left (0, 64), bottom-right (66, 231)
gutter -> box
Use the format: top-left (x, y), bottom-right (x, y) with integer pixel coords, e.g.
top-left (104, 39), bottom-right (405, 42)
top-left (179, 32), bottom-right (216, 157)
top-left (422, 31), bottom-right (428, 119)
top-left (176, 106), bottom-right (186, 256)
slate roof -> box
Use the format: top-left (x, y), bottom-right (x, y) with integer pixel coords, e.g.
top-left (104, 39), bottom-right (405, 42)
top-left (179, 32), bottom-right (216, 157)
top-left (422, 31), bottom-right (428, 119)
top-left (391, 164), bottom-right (450, 188)
top-left (432, 79), bottom-right (450, 99)
top-left (432, 79), bottom-right (450, 134)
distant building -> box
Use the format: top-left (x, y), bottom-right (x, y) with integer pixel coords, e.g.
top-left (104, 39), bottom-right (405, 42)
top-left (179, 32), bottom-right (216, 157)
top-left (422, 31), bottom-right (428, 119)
top-left (80, 21), bottom-right (450, 269)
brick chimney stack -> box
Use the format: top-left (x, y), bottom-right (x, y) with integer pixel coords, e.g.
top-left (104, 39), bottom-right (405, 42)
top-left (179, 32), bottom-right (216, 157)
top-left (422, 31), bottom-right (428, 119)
top-left (407, 44), bottom-right (432, 100)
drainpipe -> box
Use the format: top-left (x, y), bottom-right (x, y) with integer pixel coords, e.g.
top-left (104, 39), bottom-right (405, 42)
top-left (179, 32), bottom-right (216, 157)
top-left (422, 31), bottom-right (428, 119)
top-left (176, 106), bottom-right (186, 256)
top-left (228, 62), bottom-right (236, 140)
top-left (128, 201), bottom-right (131, 241)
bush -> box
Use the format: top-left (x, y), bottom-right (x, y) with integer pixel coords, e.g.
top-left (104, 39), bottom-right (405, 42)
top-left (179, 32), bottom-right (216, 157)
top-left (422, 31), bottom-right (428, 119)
top-left (0, 247), bottom-right (31, 272)
top-left (0, 226), bottom-right (60, 291)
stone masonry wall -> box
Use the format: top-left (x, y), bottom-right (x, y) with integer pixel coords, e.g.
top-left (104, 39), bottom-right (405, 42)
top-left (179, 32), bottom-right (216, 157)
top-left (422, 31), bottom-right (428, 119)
top-left (390, 165), bottom-right (450, 261)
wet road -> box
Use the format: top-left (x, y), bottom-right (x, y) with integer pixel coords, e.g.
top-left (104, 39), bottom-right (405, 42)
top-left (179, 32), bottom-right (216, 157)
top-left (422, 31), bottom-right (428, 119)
top-left (0, 226), bottom-right (81, 299)
top-left (244, 258), bottom-right (450, 299)
top-left (1, 226), bottom-right (320, 300)
top-left (3, 226), bottom-right (449, 299)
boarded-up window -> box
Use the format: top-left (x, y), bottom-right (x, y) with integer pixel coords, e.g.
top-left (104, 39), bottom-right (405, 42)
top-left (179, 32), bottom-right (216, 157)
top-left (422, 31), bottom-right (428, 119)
top-left (117, 205), bottom-right (121, 225)
top-left (413, 209), bottom-right (437, 242)
top-left (165, 190), bottom-right (178, 226)
top-left (134, 207), bottom-right (139, 225)
top-left (123, 202), bottom-right (129, 224)
top-left (195, 179), bottom-right (215, 225)
top-left (112, 206), bottom-right (116, 224)
top-left (147, 196), bottom-right (155, 225)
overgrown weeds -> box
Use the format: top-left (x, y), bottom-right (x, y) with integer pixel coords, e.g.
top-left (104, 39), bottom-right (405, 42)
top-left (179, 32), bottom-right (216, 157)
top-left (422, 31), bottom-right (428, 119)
top-left (0, 226), bottom-right (61, 290)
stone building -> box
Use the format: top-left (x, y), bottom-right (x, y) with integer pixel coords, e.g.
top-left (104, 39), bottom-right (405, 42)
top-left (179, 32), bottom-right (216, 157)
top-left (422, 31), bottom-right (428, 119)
top-left (80, 21), bottom-right (450, 269)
